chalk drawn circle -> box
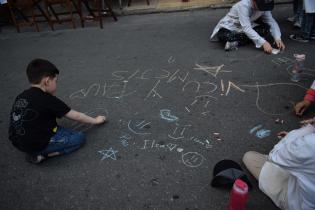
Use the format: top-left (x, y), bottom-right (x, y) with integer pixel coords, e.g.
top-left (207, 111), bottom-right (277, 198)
top-left (182, 152), bottom-right (204, 168)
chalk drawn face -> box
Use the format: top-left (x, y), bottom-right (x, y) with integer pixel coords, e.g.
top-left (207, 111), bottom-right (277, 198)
top-left (45, 76), bottom-right (58, 94)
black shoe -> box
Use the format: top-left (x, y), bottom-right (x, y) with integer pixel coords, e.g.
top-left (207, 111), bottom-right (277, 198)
top-left (25, 154), bottom-right (45, 164)
top-left (289, 34), bottom-right (309, 43)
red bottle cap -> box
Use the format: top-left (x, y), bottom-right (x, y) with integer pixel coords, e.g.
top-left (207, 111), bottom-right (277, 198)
top-left (234, 179), bottom-right (248, 191)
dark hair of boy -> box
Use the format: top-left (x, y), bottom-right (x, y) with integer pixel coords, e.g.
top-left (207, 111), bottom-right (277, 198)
top-left (26, 59), bottom-right (59, 84)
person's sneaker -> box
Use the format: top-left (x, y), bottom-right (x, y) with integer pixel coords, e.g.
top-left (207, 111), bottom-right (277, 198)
top-left (224, 41), bottom-right (239, 51)
top-left (289, 34), bottom-right (309, 43)
top-left (293, 21), bottom-right (301, 28)
top-left (25, 154), bottom-right (45, 164)
top-left (287, 16), bottom-right (295, 22)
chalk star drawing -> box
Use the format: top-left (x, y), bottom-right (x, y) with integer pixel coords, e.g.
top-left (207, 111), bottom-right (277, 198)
top-left (194, 63), bottom-right (231, 78)
top-left (160, 109), bottom-right (178, 122)
top-left (98, 147), bottom-right (118, 161)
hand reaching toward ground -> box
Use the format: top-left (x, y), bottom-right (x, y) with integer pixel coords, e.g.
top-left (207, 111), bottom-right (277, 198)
top-left (295, 100), bottom-right (311, 116)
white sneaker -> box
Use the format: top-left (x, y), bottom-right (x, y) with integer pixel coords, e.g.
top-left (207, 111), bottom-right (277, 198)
top-left (224, 41), bottom-right (238, 51)
top-left (294, 21), bottom-right (301, 28)
top-left (287, 16), bottom-right (295, 22)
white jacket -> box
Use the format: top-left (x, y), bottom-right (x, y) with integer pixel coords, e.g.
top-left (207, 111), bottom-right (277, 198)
top-left (210, 0), bottom-right (281, 48)
top-left (259, 124), bottom-right (315, 210)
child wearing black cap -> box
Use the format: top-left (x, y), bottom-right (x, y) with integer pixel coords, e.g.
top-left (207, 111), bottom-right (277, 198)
top-left (210, 0), bottom-right (285, 53)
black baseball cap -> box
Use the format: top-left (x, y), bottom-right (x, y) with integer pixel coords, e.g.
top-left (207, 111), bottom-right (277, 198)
top-left (211, 159), bottom-right (252, 189)
top-left (255, 0), bottom-right (274, 11)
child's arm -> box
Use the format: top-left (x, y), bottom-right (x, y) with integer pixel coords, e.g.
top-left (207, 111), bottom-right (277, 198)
top-left (65, 110), bottom-right (106, 125)
top-left (295, 84), bottom-right (315, 116)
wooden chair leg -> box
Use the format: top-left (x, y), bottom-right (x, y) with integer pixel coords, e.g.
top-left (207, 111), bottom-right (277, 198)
top-left (31, 8), bottom-right (40, 32)
top-left (77, 0), bottom-right (84, 27)
top-left (127, 0), bottom-right (131, 7)
top-left (49, 5), bottom-right (62, 24)
top-left (67, 0), bottom-right (75, 28)
top-left (7, 4), bottom-right (20, 32)
top-left (146, 0), bottom-right (150, 5)
top-left (98, 0), bottom-right (103, 28)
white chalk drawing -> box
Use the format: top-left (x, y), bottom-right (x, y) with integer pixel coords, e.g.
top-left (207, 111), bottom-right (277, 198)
top-left (141, 139), bottom-right (178, 151)
top-left (111, 69), bottom-right (171, 81)
top-left (271, 57), bottom-right (294, 66)
top-left (177, 148), bottom-right (184, 152)
top-left (190, 136), bottom-right (213, 149)
top-left (120, 133), bottom-right (131, 147)
top-left (98, 147), bottom-right (118, 161)
top-left (168, 123), bottom-right (191, 140)
top-left (240, 82), bottom-right (307, 116)
top-left (182, 81), bottom-right (217, 94)
top-left (127, 120), bottom-right (151, 135)
top-left (286, 64), bottom-right (315, 77)
top-left (10, 98), bottom-right (38, 136)
top-left (144, 80), bottom-right (162, 101)
top-left (166, 69), bottom-right (189, 83)
top-left (69, 82), bottom-right (136, 100)
top-left (160, 109), bottom-right (178, 122)
top-left (194, 63), bottom-right (231, 78)
top-left (249, 124), bottom-right (263, 134)
top-left (256, 129), bottom-right (271, 139)
top-left (69, 83), bottom-right (101, 99)
top-left (182, 152), bottom-right (204, 168)
top-left (224, 81), bottom-right (245, 96)
top-left (249, 125), bottom-right (271, 139)
top-left (71, 108), bottom-right (108, 132)
top-left (105, 81), bottom-right (136, 99)
top-left (168, 56), bottom-right (176, 64)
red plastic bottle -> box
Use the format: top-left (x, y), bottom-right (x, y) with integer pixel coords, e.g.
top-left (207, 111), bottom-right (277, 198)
top-left (229, 179), bottom-right (249, 210)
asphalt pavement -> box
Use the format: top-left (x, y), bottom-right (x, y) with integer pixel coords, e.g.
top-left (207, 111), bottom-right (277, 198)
top-left (1, 4), bottom-right (315, 210)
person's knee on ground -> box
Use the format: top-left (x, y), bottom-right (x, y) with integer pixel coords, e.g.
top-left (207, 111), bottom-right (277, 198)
top-left (242, 151), bottom-right (267, 180)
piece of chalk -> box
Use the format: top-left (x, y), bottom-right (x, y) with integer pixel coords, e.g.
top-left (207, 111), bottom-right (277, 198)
top-left (272, 48), bottom-right (280, 55)
top-left (213, 132), bottom-right (220, 135)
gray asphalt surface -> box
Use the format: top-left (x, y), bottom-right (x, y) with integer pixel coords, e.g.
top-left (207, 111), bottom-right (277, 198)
top-left (1, 4), bottom-right (315, 210)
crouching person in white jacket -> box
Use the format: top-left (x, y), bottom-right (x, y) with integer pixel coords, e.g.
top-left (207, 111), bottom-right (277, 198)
top-left (243, 124), bottom-right (315, 210)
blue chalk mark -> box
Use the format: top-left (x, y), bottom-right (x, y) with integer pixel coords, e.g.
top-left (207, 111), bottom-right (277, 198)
top-left (249, 124), bottom-right (263, 134)
top-left (160, 109), bottom-right (178, 122)
top-left (98, 147), bottom-right (118, 160)
top-left (256, 129), bottom-right (271, 139)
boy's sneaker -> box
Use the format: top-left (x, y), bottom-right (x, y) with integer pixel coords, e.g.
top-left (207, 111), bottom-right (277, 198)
top-left (224, 41), bottom-right (239, 51)
top-left (286, 16), bottom-right (295, 22)
top-left (289, 34), bottom-right (309, 43)
top-left (293, 21), bottom-right (301, 28)
top-left (25, 154), bottom-right (45, 164)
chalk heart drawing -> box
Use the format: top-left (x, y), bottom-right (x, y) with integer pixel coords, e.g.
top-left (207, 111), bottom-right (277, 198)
top-left (160, 109), bottom-right (178, 122)
top-left (182, 152), bottom-right (204, 168)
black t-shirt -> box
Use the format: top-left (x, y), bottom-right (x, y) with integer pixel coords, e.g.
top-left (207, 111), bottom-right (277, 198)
top-left (8, 87), bottom-right (71, 154)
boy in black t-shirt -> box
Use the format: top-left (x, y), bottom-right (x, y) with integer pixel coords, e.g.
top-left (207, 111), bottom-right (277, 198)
top-left (9, 59), bottom-right (106, 164)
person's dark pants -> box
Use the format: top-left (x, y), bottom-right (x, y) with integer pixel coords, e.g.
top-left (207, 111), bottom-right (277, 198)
top-left (301, 13), bottom-right (315, 39)
top-left (34, 127), bottom-right (86, 157)
top-left (293, 0), bottom-right (303, 22)
top-left (217, 24), bottom-right (270, 46)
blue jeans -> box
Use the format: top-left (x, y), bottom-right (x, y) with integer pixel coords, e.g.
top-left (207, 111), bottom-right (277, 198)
top-left (35, 127), bottom-right (86, 157)
top-left (302, 13), bottom-right (315, 39)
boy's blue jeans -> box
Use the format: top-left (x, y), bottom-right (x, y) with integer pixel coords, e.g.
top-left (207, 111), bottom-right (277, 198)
top-left (35, 127), bottom-right (86, 157)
